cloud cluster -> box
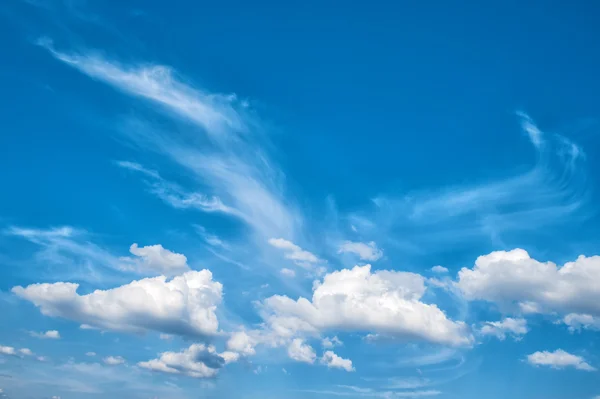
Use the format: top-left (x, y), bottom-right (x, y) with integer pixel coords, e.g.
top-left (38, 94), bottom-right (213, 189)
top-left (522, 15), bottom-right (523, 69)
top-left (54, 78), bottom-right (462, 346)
top-left (12, 270), bottom-right (222, 337)
top-left (260, 264), bottom-right (472, 346)
top-left (138, 344), bottom-right (239, 378)
top-left (320, 351), bottom-right (354, 372)
top-left (457, 249), bottom-right (600, 318)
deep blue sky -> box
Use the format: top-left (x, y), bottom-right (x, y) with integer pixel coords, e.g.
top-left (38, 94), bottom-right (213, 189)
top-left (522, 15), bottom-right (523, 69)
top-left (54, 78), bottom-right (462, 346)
top-left (1, 1), bottom-right (600, 399)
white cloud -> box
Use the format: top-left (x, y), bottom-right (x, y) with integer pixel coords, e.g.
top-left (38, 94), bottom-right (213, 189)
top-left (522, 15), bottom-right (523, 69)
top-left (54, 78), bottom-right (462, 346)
top-left (138, 344), bottom-right (238, 378)
top-left (430, 266), bottom-right (448, 274)
top-left (103, 356), bottom-right (125, 365)
top-left (260, 265), bottom-right (471, 346)
top-left (562, 314), bottom-right (600, 332)
top-left (226, 331), bottom-right (256, 356)
top-left (0, 346), bottom-right (16, 356)
top-left (121, 243), bottom-right (190, 276)
top-left (85, 352), bottom-right (96, 357)
top-left (268, 238), bottom-right (320, 265)
top-left (19, 348), bottom-right (33, 356)
top-left (338, 241), bottom-right (383, 261)
top-left (37, 356), bottom-right (49, 362)
top-left (30, 330), bottom-right (61, 339)
top-left (457, 249), bottom-right (600, 317)
top-left (280, 268), bottom-right (296, 278)
top-left (480, 318), bottom-right (528, 341)
top-left (287, 339), bottom-right (316, 364)
top-left (12, 270), bottom-right (222, 337)
top-left (322, 336), bottom-right (342, 349)
top-left (320, 351), bottom-right (354, 372)
top-left (526, 349), bottom-right (596, 371)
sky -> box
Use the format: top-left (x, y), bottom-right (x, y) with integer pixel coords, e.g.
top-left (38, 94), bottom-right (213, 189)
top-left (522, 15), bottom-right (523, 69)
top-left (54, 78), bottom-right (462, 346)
top-left (1, 1), bottom-right (600, 398)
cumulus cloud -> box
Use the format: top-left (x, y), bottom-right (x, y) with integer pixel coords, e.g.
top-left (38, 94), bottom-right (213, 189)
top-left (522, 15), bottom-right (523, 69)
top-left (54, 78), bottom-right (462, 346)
top-left (260, 265), bottom-right (471, 346)
top-left (226, 331), bottom-right (256, 356)
top-left (287, 339), bottom-right (316, 364)
top-left (562, 314), bottom-right (600, 332)
top-left (19, 348), bottom-right (33, 356)
top-left (338, 241), bottom-right (383, 261)
top-left (12, 270), bottom-right (222, 337)
top-left (320, 351), bottom-right (354, 372)
top-left (480, 318), bottom-right (528, 341)
top-left (430, 266), bottom-right (448, 274)
top-left (138, 344), bottom-right (238, 378)
top-left (526, 350), bottom-right (596, 371)
top-left (120, 243), bottom-right (190, 276)
top-left (29, 330), bottom-right (61, 339)
top-left (0, 346), bottom-right (17, 356)
top-left (457, 249), bottom-right (600, 317)
top-left (103, 356), bottom-right (125, 365)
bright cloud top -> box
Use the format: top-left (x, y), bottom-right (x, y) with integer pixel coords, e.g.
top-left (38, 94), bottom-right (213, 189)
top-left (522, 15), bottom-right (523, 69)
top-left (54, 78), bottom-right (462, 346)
top-left (260, 264), bottom-right (472, 346)
top-left (457, 249), bottom-right (600, 317)
top-left (12, 270), bottom-right (222, 337)
top-left (320, 351), bottom-right (354, 372)
top-left (121, 243), bottom-right (190, 276)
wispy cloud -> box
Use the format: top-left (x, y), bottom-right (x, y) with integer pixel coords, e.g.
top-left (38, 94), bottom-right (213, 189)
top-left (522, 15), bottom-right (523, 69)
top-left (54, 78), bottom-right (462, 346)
top-left (352, 113), bottom-right (589, 249)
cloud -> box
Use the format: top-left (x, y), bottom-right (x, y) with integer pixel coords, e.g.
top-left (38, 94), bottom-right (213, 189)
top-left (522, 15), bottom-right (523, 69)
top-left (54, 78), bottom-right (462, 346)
top-left (562, 314), bottom-right (600, 332)
top-left (299, 387), bottom-right (441, 397)
top-left (12, 270), bottom-right (222, 337)
top-left (526, 350), bottom-right (596, 371)
top-left (42, 44), bottom-right (299, 241)
top-left (226, 331), bottom-right (256, 356)
top-left (260, 265), bottom-right (472, 346)
top-left (0, 346), bottom-right (17, 356)
top-left (115, 161), bottom-right (239, 217)
top-left (268, 238), bottom-right (325, 275)
top-left (480, 318), bottom-right (528, 341)
top-left (120, 243), bottom-right (189, 276)
top-left (85, 352), bottom-right (96, 357)
top-left (29, 330), bottom-right (61, 339)
top-left (457, 249), bottom-right (600, 317)
top-left (287, 339), bottom-right (316, 364)
top-left (280, 268), bottom-right (296, 278)
top-left (19, 348), bottom-right (33, 356)
top-left (138, 344), bottom-right (238, 378)
top-left (338, 241), bottom-right (383, 261)
top-left (430, 266), bottom-right (448, 274)
top-left (103, 356), bottom-right (125, 366)
top-left (322, 336), bottom-right (342, 349)
top-left (320, 351), bottom-right (354, 372)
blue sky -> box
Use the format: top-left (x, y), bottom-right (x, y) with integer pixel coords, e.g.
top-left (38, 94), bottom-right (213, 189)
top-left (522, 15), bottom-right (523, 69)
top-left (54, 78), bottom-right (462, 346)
top-left (1, 1), bottom-right (600, 398)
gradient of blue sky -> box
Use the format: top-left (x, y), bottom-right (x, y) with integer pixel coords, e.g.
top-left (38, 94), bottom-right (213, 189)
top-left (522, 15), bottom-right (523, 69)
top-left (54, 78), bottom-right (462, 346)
top-left (1, 1), bottom-right (600, 399)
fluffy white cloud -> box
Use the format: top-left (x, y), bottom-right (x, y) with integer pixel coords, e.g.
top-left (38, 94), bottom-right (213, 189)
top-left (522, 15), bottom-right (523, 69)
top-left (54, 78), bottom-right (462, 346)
top-left (30, 330), bottom-right (61, 339)
top-left (280, 268), bottom-right (296, 278)
top-left (103, 356), bottom-right (125, 365)
top-left (480, 318), bottom-right (528, 340)
top-left (322, 336), bottom-right (342, 349)
top-left (430, 266), bottom-right (448, 274)
top-left (287, 339), bottom-right (316, 364)
top-left (261, 265), bottom-right (471, 346)
top-left (12, 270), bottom-right (222, 337)
top-left (121, 243), bottom-right (189, 276)
top-left (526, 349), bottom-right (596, 371)
top-left (138, 344), bottom-right (238, 378)
top-left (457, 249), bottom-right (600, 317)
top-left (562, 314), bottom-right (600, 332)
top-left (338, 241), bottom-right (383, 261)
top-left (226, 331), bottom-right (256, 356)
top-left (320, 351), bottom-right (354, 372)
